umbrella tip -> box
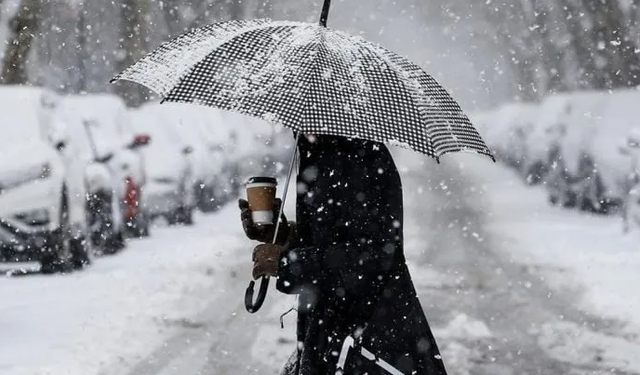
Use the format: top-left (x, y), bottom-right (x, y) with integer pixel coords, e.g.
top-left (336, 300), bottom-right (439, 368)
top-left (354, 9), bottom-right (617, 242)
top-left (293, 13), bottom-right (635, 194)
top-left (319, 0), bottom-right (332, 27)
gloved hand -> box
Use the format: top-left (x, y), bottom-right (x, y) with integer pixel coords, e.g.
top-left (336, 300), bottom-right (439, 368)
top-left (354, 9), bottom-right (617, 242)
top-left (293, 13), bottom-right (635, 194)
top-left (239, 198), bottom-right (290, 244)
top-left (252, 243), bottom-right (283, 279)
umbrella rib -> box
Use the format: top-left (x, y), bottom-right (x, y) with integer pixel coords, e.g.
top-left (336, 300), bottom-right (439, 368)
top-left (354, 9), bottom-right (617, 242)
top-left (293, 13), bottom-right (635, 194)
top-left (366, 50), bottom-right (455, 158)
top-left (352, 37), bottom-right (492, 159)
top-left (160, 23), bottom-right (287, 101)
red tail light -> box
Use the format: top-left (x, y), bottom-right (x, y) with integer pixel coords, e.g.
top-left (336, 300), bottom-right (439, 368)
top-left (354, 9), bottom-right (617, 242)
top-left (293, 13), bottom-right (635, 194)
top-left (123, 176), bottom-right (139, 219)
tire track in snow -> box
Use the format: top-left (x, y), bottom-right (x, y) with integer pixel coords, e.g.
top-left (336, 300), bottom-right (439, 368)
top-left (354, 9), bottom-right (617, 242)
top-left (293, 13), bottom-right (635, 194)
top-left (404, 153), bottom-right (639, 375)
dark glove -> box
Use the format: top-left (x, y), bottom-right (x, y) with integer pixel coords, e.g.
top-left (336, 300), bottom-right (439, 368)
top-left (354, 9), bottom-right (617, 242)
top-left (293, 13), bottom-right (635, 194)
top-left (252, 243), bottom-right (283, 279)
top-left (239, 198), bottom-right (290, 244)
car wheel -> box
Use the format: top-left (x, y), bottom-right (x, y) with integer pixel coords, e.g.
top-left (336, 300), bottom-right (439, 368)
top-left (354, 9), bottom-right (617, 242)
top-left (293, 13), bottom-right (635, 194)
top-left (139, 220), bottom-right (151, 237)
top-left (40, 194), bottom-right (72, 274)
top-left (172, 206), bottom-right (194, 226)
top-left (183, 207), bottom-right (194, 225)
top-left (166, 211), bottom-right (178, 226)
top-left (126, 214), bottom-right (150, 239)
top-left (200, 186), bottom-right (217, 213)
top-left (96, 199), bottom-right (123, 255)
top-left (70, 236), bottom-right (92, 270)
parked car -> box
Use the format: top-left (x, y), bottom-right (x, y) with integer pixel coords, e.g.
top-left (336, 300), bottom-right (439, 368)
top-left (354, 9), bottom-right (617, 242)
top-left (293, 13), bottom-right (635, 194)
top-left (131, 105), bottom-right (195, 225)
top-left (498, 103), bottom-right (538, 174)
top-left (571, 89), bottom-right (640, 213)
top-left (143, 103), bottom-right (223, 213)
top-left (222, 111), bottom-right (292, 190)
top-left (0, 86), bottom-right (91, 272)
top-left (542, 92), bottom-right (607, 212)
top-left (54, 96), bottom-right (130, 254)
top-left (61, 94), bottom-right (152, 238)
top-left (82, 94), bottom-right (151, 237)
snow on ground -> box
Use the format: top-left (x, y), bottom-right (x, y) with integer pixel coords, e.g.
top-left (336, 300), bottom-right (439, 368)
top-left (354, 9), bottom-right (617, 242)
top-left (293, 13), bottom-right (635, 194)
top-left (537, 321), bottom-right (640, 373)
top-left (0, 204), bottom-right (246, 375)
top-left (3, 148), bottom-right (640, 374)
top-left (452, 154), bottom-right (640, 363)
top-left (250, 294), bottom-right (297, 373)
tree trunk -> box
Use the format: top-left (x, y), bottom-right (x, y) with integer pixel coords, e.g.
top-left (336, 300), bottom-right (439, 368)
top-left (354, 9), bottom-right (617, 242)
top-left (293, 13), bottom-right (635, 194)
top-left (254, 0), bottom-right (271, 18)
top-left (558, 0), bottom-right (597, 89)
top-left (76, 1), bottom-right (88, 92)
top-left (115, 0), bottom-right (150, 107)
top-left (581, 0), bottom-right (640, 88)
top-left (1, 0), bottom-right (40, 85)
top-left (161, 0), bottom-right (183, 38)
top-left (228, 0), bottom-right (244, 20)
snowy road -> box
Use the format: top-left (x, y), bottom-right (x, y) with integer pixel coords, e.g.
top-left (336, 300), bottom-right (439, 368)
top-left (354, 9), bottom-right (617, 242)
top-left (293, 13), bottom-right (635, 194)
top-left (2, 152), bottom-right (638, 375)
top-left (116, 152), bottom-right (639, 375)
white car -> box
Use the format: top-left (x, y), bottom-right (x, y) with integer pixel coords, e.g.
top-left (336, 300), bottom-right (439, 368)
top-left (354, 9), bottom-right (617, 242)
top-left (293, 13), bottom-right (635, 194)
top-left (131, 105), bottom-right (195, 225)
top-left (61, 94), bottom-right (151, 238)
top-left (54, 96), bottom-right (129, 254)
top-left (0, 86), bottom-right (91, 272)
top-left (142, 103), bottom-right (221, 213)
top-left (522, 94), bottom-right (574, 186)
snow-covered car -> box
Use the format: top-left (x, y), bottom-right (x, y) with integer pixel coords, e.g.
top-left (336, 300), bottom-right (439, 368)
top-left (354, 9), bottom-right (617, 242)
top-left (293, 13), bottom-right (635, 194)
top-left (69, 94), bottom-right (152, 237)
top-left (564, 89), bottom-right (640, 213)
top-left (131, 105), bottom-right (195, 225)
top-left (0, 86), bottom-right (91, 272)
top-left (485, 102), bottom-right (539, 174)
top-left (142, 103), bottom-right (224, 213)
top-left (221, 111), bottom-right (292, 193)
top-left (522, 94), bottom-right (574, 186)
top-left (54, 96), bottom-right (130, 253)
top-left (543, 91), bottom-right (608, 212)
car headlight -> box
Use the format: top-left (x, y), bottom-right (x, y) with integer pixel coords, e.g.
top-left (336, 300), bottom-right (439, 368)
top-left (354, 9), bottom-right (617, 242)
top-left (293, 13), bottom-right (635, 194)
top-left (0, 163), bottom-right (52, 191)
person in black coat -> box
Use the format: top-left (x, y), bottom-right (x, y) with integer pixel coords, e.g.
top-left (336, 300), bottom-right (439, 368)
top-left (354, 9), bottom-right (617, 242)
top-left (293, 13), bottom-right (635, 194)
top-left (239, 135), bottom-right (447, 375)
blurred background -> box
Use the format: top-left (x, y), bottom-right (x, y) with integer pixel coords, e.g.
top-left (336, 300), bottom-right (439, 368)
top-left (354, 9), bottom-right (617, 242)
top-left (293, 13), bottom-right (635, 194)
top-left (1, 1), bottom-right (640, 374)
top-left (2, 0), bottom-right (639, 108)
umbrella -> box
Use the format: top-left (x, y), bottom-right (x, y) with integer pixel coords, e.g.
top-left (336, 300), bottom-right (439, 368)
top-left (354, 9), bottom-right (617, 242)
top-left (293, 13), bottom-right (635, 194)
top-left (112, 0), bottom-right (494, 313)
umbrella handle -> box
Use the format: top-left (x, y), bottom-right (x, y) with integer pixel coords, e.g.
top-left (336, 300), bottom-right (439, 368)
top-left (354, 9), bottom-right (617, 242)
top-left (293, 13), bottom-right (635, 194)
top-left (245, 276), bottom-right (270, 313)
top-left (245, 132), bottom-right (300, 314)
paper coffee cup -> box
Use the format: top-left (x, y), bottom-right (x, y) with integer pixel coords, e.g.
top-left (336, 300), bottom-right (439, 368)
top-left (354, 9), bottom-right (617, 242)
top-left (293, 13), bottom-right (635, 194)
top-left (245, 176), bottom-right (277, 225)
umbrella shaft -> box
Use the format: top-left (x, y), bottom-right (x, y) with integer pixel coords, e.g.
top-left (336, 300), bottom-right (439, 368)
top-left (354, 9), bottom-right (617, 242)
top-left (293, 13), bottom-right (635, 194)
top-left (272, 132), bottom-right (300, 244)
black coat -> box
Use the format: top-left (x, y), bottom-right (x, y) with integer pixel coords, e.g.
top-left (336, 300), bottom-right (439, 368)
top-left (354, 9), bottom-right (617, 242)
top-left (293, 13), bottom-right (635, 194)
top-left (276, 135), bottom-right (448, 375)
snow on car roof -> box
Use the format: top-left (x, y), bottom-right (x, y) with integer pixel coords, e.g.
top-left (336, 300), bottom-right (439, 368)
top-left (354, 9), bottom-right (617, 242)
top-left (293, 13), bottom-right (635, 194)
top-left (0, 86), bottom-right (58, 144)
top-left (56, 94), bottom-right (127, 158)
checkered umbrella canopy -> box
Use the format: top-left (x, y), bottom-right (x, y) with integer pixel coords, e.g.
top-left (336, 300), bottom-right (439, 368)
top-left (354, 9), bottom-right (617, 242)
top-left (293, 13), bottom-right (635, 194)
top-left (113, 19), bottom-right (494, 162)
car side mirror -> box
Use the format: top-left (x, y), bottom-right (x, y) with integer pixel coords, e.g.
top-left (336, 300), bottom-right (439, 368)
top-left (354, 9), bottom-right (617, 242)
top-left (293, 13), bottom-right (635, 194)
top-left (182, 146), bottom-right (194, 155)
top-left (55, 140), bottom-right (66, 152)
top-left (129, 134), bottom-right (151, 149)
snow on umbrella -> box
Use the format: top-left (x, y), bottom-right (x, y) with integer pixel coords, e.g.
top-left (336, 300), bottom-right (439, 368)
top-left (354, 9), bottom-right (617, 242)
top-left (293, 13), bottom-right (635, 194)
top-left (111, 20), bottom-right (493, 163)
top-left (111, 0), bottom-right (495, 314)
